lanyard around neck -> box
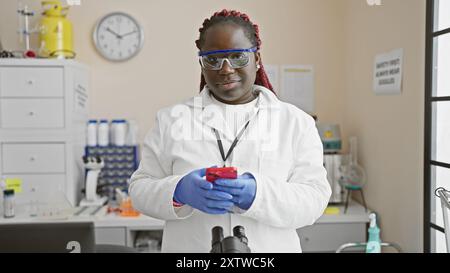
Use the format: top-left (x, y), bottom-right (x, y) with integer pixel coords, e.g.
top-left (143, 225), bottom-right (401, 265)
top-left (213, 120), bottom-right (251, 167)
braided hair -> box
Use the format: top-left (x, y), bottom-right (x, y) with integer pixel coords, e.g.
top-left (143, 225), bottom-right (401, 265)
top-left (195, 9), bottom-right (275, 94)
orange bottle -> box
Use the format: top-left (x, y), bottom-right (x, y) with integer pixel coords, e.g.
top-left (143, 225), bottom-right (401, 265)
top-left (120, 198), bottom-right (140, 217)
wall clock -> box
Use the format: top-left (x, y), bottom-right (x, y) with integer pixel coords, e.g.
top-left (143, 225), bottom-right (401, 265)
top-left (93, 12), bottom-right (144, 61)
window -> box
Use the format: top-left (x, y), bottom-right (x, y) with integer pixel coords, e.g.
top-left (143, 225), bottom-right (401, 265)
top-left (425, 0), bottom-right (450, 253)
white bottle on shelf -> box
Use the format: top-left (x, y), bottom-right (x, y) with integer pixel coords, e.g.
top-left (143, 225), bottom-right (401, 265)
top-left (113, 120), bottom-right (127, 146)
top-left (98, 120), bottom-right (109, 146)
top-left (126, 119), bottom-right (138, 146)
top-left (87, 120), bottom-right (98, 147)
top-left (110, 120), bottom-right (117, 145)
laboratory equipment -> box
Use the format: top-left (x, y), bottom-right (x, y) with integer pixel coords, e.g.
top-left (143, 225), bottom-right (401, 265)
top-left (0, 50), bottom-right (14, 58)
top-left (366, 213), bottom-right (381, 253)
top-left (16, 2), bottom-right (38, 57)
top-left (80, 156), bottom-right (107, 207)
top-left (84, 145), bottom-right (139, 201)
top-left (435, 187), bottom-right (450, 253)
top-left (126, 119), bottom-right (139, 146)
top-left (210, 226), bottom-right (251, 253)
top-left (339, 136), bottom-right (368, 213)
top-left (112, 120), bottom-right (127, 146)
top-left (28, 187), bottom-right (38, 217)
top-left (38, 0), bottom-right (75, 59)
top-left (317, 123), bottom-right (342, 154)
top-left (0, 39), bottom-right (12, 58)
top-left (323, 154), bottom-right (345, 204)
top-left (3, 189), bottom-right (15, 218)
top-left (115, 188), bottom-right (127, 204)
top-left (74, 205), bottom-right (106, 217)
top-left (199, 47), bottom-right (258, 70)
top-left (98, 120), bottom-right (109, 146)
top-left (119, 197), bottom-right (140, 217)
top-left (336, 212), bottom-right (402, 253)
top-left (87, 120), bottom-right (98, 147)
top-left (336, 241), bottom-right (402, 253)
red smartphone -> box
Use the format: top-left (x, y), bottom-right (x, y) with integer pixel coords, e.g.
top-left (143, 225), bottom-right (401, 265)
top-left (206, 167), bottom-right (238, 182)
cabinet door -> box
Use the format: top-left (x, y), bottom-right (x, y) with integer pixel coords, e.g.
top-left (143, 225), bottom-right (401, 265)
top-left (0, 174), bottom-right (65, 205)
top-left (297, 223), bottom-right (366, 252)
top-left (1, 143), bottom-right (65, 173)
top-left (0, 67), bottom-right (64, 97)
top-left (95, 227), bottom-right (127, 246)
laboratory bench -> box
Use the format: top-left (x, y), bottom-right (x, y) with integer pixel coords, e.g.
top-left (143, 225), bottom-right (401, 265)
top-left (0, 205), bottom-right (164, 251)
top-left (0, 202), bottom-right (369, 253)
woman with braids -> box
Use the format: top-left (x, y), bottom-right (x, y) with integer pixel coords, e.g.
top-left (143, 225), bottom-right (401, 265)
top-left (129, 9), bottom-right (331, 252)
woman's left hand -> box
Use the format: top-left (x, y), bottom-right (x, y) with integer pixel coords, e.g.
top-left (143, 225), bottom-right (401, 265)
top-left (213, 173), bottom-right (257, 210)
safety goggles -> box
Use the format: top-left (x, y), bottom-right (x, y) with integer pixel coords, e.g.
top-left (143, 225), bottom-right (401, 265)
top-left (198, 47), bottom-right (258, 71)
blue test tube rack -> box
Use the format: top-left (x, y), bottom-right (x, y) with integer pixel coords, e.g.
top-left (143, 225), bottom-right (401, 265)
top-left (84, 145), bottom-right (139, 201)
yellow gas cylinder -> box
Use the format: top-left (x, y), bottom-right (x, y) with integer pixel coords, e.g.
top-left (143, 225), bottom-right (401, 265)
top-left (38, 0), bottom-right (75, 58)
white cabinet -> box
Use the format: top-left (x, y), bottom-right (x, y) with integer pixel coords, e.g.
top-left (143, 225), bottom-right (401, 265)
top-left (297, 203), bottom-right (370, 252)
top-left (0, 59), bottom-right (89, 206)
top-left (297, 222), bottom-right (366, 252)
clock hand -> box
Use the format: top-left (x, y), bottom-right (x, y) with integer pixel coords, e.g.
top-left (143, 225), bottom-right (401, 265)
top-left (106, 27), bottom-right (122, 39)
top-left (120, 30), bottom-right (137, 38)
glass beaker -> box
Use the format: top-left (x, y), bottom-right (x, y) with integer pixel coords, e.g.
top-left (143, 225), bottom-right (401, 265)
top-left (120, 197), bottom-right (140, 217)
top-left (28, 187), bottom-right (38, 217)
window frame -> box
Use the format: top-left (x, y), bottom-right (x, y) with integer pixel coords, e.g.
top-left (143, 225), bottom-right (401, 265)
top-left (424, 0), bottom-right (450, 253)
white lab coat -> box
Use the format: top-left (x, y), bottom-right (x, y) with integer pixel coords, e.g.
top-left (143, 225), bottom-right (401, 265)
top-left (129, 85), bottom-right (331, 253)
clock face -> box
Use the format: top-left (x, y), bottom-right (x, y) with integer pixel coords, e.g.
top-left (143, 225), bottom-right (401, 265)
top-left (93, 12), bottom-right (144, 61)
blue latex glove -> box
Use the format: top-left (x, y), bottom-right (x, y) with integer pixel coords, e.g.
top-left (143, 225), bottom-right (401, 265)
top-left (174, 168), bottom-right (234, 214)
top-left (213, 173), bottom-right (257, 210)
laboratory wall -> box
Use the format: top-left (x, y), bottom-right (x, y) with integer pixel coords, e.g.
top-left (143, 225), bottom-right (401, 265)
top-left (0, 0), bottom-right (346, 142)
top-left (342, 0), bottom-right (425, 252)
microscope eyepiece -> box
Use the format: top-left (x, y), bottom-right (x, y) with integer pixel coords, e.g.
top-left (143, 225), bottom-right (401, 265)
top-left (233, 225), bottom-right (248, 245)
top-left (211, 226), bottom-right (224, 253)
top-left (212, 226), bottom-right (224, 245)
top-left (211, 225), bottom-right (251, 253)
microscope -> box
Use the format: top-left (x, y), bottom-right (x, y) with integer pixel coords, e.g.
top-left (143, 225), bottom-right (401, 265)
top-left (210, 226), bottom-right (251, 253)
top-left (79, 156), bottom-right (108, 207)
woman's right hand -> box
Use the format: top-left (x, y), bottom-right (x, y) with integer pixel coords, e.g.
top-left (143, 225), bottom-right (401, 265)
top-left (173, 168), bottom-right (234, 214)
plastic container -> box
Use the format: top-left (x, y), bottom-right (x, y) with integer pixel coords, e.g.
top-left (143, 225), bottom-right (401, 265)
top-left (112, 120), bottom-right (127, 146)
top-left (3, 189), bottom-right (15, 218)
top-left (87, 120), bottom-right (98, 147)
top-left (98, 120), bottom-right (109, 146)
top-left (366, 213), bottom-right (381, 253)
top-left (126, 119), bottom-right (138, 146)
top-left (110, 120), bottom-right (116, 145)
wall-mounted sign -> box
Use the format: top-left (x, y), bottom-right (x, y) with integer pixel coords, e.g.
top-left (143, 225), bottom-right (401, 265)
top-left (373, 48), bottom-right (403, 95)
